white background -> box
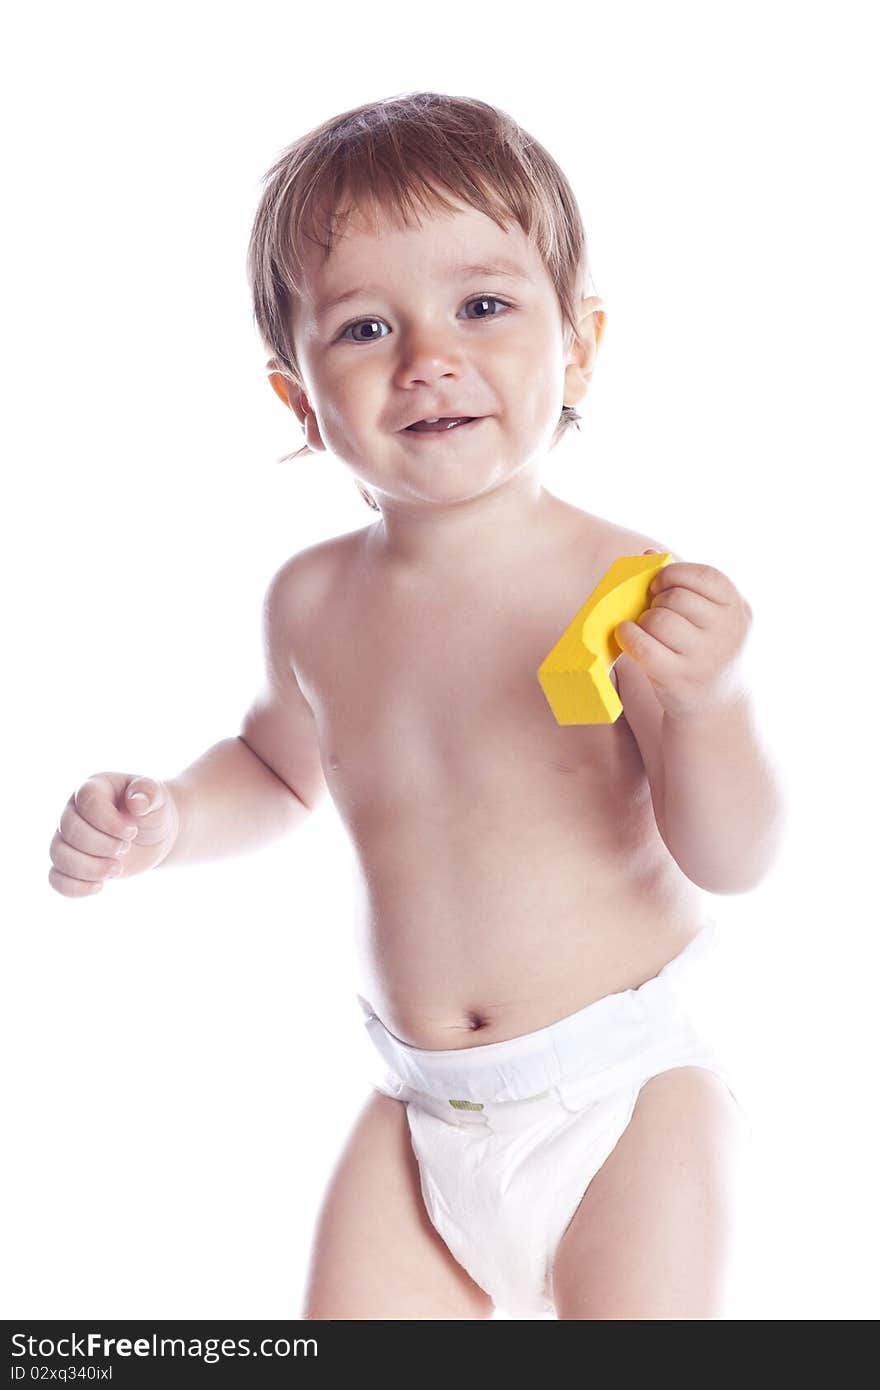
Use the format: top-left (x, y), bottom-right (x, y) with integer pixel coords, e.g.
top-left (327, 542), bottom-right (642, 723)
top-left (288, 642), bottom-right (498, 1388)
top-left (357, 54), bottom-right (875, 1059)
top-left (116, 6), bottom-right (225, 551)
top-left (4, 0), bottom-right (877, 1320)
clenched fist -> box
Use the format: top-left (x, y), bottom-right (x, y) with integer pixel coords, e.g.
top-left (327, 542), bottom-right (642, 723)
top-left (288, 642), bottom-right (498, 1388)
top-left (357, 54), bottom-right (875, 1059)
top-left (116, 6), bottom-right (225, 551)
top-left (48, 773), bottom-right (181, 899)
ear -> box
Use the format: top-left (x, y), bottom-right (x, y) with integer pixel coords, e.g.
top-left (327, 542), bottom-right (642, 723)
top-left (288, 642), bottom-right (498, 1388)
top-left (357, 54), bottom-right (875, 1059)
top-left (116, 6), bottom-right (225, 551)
top-left (266, 359), bottom-right (291, 409)
top-left (265, 359), bottom-right (325, 453)
top-left (563, 295), bottom-right (606, 409)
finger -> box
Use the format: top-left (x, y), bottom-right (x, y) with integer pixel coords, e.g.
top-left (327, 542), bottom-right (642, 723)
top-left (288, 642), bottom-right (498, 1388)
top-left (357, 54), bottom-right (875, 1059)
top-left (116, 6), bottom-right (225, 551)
top-left (48, 866), bottom-right (104, 899)
top-left (74, 777), bottom-right (141, 839)
top-left (642, 547), bottom-right (683, 560)
top-left (58, 801), bottom-right (137, 858)
top-left (49, 834), bottom-right (124, 885)
top-left (647, 586), bottom-right (716, 631)
top-left (614, 615), bottom-right (682, 664)
top-left (648, 562), bottom-right (732, 604)
top-left (639, 605), bottom-right (707, 654)
top-left (123, 777), bottom-right (166, 817)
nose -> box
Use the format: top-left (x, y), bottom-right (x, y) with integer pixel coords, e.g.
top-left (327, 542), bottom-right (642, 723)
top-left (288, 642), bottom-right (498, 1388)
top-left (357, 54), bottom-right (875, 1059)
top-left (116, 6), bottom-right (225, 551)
top-left (393, 325), bottom-right (465, 390)
top-left (401, 366), bottom-right (459, 392)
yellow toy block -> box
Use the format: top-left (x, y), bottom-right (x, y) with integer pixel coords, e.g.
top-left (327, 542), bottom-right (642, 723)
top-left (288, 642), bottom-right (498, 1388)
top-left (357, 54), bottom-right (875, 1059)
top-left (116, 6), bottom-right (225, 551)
top-left (536, 553), bottom-right (674, 724)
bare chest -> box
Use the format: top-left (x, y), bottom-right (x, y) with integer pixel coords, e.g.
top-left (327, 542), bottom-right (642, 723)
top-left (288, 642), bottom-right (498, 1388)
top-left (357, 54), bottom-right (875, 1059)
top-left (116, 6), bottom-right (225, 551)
top-left (297, 549), bottom-right (649, 842)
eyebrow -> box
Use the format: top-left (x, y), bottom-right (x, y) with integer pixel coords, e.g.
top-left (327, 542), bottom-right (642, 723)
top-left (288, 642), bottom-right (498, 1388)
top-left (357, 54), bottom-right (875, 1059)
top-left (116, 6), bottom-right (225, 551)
top-left (315, 260), bottom-right (534, 317)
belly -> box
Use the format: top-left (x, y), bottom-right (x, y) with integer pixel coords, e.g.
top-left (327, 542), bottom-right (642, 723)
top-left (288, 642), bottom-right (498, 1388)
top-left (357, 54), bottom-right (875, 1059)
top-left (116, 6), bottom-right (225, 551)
top-left (348, 780), bottom-right (707, 1050)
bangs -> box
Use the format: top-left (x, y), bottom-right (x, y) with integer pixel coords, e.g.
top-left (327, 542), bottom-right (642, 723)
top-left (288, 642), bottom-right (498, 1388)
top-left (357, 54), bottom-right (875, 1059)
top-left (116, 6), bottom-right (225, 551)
top-left (275, 138), bottom-right (562, 302)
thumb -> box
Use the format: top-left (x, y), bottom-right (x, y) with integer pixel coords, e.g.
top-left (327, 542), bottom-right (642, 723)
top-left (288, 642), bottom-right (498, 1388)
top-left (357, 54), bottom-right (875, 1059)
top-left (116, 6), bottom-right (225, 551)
top-left (614, 619), bottom-right (641, 649)
top-left (124, 777), bottom-right (163, 816)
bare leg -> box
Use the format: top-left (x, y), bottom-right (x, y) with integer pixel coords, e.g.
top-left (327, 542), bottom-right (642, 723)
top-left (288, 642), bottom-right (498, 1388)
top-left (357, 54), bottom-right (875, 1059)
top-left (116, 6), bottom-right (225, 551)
top-left (550, 1066), bottom-right (746, 1319)
top-left (302, 1089), bottom-right (494, 1319)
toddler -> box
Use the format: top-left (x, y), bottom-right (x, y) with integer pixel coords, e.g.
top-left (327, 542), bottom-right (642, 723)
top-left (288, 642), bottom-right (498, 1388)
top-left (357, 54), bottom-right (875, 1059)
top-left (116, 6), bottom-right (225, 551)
top-left (48, 92), bottom-right (785, 1320)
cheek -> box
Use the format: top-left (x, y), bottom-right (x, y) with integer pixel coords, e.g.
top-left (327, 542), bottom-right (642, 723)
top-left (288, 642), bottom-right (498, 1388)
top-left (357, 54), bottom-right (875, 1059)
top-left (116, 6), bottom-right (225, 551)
top-left (327, 359), bottom-right (388, 416)
top-left (498, 337), bottom-right (564, 424)
top-left (494, 320), bottom-right (562, 380)
top-left (316, 365), bottom-right (375, 427)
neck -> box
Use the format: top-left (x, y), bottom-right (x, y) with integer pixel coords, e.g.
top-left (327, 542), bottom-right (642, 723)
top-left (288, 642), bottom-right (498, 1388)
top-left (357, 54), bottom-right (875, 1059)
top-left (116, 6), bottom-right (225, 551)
top-left (365, 471), bottom-right (558, 574)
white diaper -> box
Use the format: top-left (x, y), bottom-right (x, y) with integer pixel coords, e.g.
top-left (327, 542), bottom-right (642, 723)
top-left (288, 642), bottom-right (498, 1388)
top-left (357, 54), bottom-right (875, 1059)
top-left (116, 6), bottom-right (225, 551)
top-left (358, 921), bottom-right (745, 1319)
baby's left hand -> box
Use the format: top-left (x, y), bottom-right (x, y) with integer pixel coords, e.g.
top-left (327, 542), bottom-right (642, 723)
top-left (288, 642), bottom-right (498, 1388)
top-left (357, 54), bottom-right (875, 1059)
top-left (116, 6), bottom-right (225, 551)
top-left (614, 550), bottom-right (753, 721)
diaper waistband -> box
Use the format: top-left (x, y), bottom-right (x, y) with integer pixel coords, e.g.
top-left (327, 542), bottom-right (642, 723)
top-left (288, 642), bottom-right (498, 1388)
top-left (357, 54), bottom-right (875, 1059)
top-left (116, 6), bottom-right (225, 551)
top-left (358, 920), bottom-right (723, 1104)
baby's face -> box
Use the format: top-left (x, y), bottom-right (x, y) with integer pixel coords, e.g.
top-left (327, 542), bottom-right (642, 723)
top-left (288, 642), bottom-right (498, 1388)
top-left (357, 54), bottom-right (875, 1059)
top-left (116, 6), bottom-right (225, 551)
top-left (287, 196), bottom-right (598, 509)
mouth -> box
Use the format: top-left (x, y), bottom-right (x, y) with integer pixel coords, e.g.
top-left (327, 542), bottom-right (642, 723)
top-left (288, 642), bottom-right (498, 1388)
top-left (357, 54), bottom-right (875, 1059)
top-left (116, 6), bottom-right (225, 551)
top-left (399, 416), bottom-right (485, 439)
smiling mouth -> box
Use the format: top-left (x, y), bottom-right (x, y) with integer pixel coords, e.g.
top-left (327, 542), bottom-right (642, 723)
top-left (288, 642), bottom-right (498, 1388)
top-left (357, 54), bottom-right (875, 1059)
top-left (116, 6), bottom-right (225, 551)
top-left (401, 416), bottom-right (483, 435)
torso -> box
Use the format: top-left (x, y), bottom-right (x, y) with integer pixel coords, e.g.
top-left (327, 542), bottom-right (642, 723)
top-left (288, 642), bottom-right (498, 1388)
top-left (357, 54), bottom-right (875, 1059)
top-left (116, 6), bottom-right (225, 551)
top-left (292, 499), bottom-right (708, 1049)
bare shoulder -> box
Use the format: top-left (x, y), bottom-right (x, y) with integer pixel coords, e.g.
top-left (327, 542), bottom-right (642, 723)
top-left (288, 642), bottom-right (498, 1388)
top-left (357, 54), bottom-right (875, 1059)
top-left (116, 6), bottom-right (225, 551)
top-left (570, 508), bottom-right (673, 563)
top-left (252, 522), bottom-right (370, 718)
top-left (272, 523), bottom-right (369, 585)
top-left (268, 524), bottom-right (370, 624)
top-left (238, 528), bottom-right (370, 810)
top-left (552, 502), bottom-right (674, 572)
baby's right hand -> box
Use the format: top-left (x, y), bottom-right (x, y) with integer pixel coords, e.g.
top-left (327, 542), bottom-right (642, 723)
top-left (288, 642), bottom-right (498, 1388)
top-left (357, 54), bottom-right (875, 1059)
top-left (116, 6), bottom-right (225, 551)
top-left (48, 773), bottom-right (181, 898)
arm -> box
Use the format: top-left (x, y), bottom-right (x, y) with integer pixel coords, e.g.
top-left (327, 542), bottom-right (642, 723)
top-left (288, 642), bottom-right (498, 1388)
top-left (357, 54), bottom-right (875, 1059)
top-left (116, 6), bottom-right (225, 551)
top-left (158, 553), bottom-right (328, 868)
top-left (658, 689), bottom-right (787, 894)
top-left (156, 736), bottom-right (311, 868)
top-left (613, 548), bottom-right (787, 895)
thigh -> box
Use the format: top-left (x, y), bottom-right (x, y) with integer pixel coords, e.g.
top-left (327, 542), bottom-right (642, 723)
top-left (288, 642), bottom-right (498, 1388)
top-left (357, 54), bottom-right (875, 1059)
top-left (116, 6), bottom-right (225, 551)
top-left (302, 1088), bottom-right (494, 1319)
top-left (550, 1066), bottom-right (746, 1320)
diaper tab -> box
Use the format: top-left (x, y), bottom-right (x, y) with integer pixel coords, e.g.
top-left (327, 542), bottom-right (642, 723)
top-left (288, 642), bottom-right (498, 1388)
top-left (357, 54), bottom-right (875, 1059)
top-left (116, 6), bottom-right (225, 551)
top-left (449, 1098), bottom-right (484, 1111)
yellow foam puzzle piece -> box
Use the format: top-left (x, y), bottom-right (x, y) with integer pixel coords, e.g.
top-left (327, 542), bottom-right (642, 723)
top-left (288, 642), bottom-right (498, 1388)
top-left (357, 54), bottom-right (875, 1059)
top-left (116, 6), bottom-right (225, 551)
top-left (536, 553), bottom-right (675, 724)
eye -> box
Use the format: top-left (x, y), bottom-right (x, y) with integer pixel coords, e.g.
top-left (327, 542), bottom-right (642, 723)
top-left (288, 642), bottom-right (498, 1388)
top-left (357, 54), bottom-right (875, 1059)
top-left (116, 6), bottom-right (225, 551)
top-left (337, 295), bottom-right (512, 344)
top-left (462, 295), bottom-right (512, 321)
top-left (340, 318), bottom-right (390, 344)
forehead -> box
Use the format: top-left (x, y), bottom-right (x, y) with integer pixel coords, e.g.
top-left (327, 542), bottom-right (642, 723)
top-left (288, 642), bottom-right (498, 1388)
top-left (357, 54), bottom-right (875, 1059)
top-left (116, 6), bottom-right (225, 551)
top-left (297, 195), bottom-right (547, 305)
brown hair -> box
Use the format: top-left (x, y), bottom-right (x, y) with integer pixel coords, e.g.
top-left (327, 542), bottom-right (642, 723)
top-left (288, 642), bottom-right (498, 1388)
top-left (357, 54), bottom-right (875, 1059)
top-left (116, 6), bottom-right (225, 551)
top-left (246, 91), bottom-right (597, 511)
